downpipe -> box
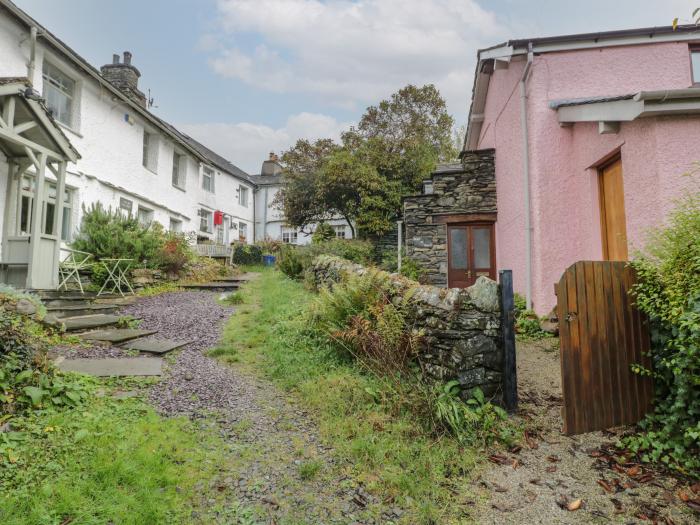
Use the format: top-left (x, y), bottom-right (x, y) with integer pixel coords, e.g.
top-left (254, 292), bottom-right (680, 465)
top-left (519, 43), bottom-right (534, 310)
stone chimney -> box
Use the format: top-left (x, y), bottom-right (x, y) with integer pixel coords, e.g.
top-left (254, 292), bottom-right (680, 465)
top-left (261, 151), bottom-right (282, 176)
top-left (100, 51), bottom-right (147, 108)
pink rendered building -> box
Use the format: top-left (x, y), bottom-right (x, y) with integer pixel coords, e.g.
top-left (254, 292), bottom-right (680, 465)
top-left (464, 25), bottom-right (700, 314)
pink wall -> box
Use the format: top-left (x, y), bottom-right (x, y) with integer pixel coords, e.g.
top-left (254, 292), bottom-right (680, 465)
top-left (478, 41), bottom-right (700, 314)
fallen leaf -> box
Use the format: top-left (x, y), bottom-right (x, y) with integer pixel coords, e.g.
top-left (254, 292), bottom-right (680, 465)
top-left (546, 466), bottom-right (557, 473)
top-left (547, 455), bottom-right (560, 463)
top-left (610, 498), bottom-right (623, 513)
top-left (597, 479), bottom-right (614, 493)
top-left (509, 445), bottom-right (522, 454)
top-left (567, 499), bottom-right (582, 511)
top-left (686, 500), bottom-right (700, 513)
top-left (690, 482), bottom-right (700, 494)
top-left (493, 483), bottom-right (508, 493)
top-left (488, 454), bottom-right (510, 465)
top-left (678, 491), bottom-right (690, 502)
top-left (625, 465), bottom-right (641, 477)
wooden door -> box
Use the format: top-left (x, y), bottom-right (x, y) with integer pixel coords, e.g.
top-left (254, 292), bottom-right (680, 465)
top-left (447, 224), bottom-right (495, 288)
top-left (599, 159), bottom-right (628, 260)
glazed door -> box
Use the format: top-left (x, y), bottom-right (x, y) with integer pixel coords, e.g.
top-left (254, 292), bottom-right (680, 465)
top-left (447, 224), bottom-right (495, 288)
top-left (599, 158), bottom-right (628, 261)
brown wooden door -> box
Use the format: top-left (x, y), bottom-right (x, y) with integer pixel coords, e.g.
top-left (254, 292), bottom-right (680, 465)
top-left (447, 224), bottom-right (495, 288)
top-left (599, 159), bottom-right (628, 260)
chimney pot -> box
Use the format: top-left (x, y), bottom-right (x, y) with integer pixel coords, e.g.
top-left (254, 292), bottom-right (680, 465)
top-left (112, 53), bottom-right (120, 64)
top-left (123, 51), bottom-right (132, 65)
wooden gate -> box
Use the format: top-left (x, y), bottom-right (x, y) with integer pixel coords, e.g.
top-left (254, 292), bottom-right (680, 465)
top-left (556, 261), bottom-right (653, 435)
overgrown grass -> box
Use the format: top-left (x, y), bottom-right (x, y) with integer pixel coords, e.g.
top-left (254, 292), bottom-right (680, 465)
top-left (215, 269), bottom-right (489, 524)
top-left (0, 391), bottom-right (235, 525)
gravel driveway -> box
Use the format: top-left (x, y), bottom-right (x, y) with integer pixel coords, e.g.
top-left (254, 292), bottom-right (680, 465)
top-left (118, 290), bottom-right (399, 525)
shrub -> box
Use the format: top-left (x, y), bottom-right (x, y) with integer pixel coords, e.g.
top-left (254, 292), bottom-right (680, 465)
top-left (379, 248), bottom-right (426, 282)
top-left (154, 232), bottom-right (193, 274)
top-left (311, 222), bottom-right (335, 243)
top-left (277, 239), bottom-right (375, 279)
top-left (231, 244), bottom-right (263, 265)
top-left (256, 237), bottom-right (283, 255)
top-left (72, 203), bottom-right (164, 268)
top-left (624, 191), bottom-right (700, 475)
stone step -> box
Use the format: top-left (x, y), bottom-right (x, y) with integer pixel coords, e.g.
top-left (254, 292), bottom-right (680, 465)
top-left (181, 282), bottom-right (240, 291)
top-left (78, 328), bottom-right (157, 343)
top-left (59, 314), bottom-right (124, 332)
top-left (49, 303), bottom-right (120, 319)
top-left (34, 290), bottom-right (98, 300)
top-left (57, 357), bottom-right (162, 377)
top-left (122, 338), bottom-right (191, 355)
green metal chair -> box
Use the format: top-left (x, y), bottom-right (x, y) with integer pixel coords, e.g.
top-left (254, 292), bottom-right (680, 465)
top-left (58, 248), bottom-right (93, 293)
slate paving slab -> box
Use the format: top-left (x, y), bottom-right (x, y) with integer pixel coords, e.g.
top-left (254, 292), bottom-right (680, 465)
top-left (181, 282), bottom-right (239, 290)
top-left (61, 314), bottom-right (123, 332)
top-left (58, 357), bottom-right (162, 376)
top-left (78, 328), bottom-right (157, 343)
top-left (122, 338), bottom-right (191, 355)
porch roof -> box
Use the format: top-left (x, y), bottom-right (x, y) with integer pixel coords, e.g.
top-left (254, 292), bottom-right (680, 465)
top-left (0, 78), bottom-right (79, 162)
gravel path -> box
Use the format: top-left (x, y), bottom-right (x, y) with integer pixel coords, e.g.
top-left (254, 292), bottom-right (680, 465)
top-left (470, 339), bottom-right (697, 524)
top-left (117, 290), bottom-right (397, 525)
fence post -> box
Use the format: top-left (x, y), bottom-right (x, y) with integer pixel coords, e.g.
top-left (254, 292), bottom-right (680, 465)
top-left (499, 269), bottom-right (518, 412)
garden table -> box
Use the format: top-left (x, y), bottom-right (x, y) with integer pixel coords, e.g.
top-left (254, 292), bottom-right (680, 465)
top-left (97, 258), bottom-right (135, 297)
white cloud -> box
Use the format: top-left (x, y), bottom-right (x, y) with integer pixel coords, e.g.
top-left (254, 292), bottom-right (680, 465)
top-left (208, 0), bottom-right (508, 115)
top-left (178, 112), bottom-right (351, 173)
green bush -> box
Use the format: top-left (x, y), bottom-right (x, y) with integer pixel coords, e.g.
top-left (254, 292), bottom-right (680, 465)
top-left (379, 248), bottom-right (426, 282)
top-left (72, 204), bottom-right (164, 268)
top-left (277, 239), bottom-right (375, 279)
top-left (231, 244), bottom-right (263, 265)
top-left (624, 191), bottom-right (700, 475)
top-left (311, 222), bottom-right (335, 243)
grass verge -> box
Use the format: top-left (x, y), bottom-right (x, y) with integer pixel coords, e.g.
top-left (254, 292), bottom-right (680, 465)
top-left (214, 268), bottom-right (485, 524)
top-left (0, 386), bottom-right (236, 525)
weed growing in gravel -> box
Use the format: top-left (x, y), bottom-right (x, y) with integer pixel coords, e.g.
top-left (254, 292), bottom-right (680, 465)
top-left (298, 459), bottom-right (323, 480)
top-left (137, 282), bottom-right (182, 296)
top-left (222, 290), bottom-right (245, 305)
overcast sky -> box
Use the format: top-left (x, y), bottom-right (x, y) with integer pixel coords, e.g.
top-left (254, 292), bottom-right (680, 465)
top-left (14, 0), bottom-right (697, 173)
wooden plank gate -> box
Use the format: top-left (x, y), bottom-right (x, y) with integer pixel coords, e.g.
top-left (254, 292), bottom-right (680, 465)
top-left (556, 261), bottom-right (653, 435)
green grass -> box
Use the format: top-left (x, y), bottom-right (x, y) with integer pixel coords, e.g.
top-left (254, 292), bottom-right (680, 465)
top-left (0, 391), bottom-right (236, 525)
top-left (216, 269), bottom-right (482, 524)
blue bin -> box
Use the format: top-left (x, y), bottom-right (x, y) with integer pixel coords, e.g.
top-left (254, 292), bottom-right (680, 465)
top-left (263, 255), bottom-right (276, 266)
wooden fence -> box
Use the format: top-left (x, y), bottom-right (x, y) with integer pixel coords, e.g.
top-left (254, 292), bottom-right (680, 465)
top-left (556, 261), bottom-right (653, 435)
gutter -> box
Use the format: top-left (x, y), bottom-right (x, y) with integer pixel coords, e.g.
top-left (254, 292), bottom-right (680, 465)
top-left (519, 43), bottom-right (534, 310)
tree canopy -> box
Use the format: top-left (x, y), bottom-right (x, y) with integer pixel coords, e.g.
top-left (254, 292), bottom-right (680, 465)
top-left (275, 84), bottom-right (456, 237)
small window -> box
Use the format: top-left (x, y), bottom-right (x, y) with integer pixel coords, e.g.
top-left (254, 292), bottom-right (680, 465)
top-left (42, 61), bottom-right (75, 127)
top-left (239, 222), bottom-right (248, 243)
top-left (198, 208), bottom-right (213, 233)
top-left (202, 166), bottom-right (215, 192)
top-left (423, 181), bottom-right (434, 195)
top-left (238, 185), bottom-right (249, 207)
top-left (61, 188), bottom-right (73, 241)
top-left (169, 218), bottom-right (182, 233)
top-left (172, 152), bottom-right (186, 189)
top-left (691, 45), bottom-right (700, 84)
top-left (282, 227), bottom-right (298, 244)
top-left (137, 206), bottom-right (153, 226)
top-left (143, 131), bottom-right (158, 172)
top-left (119, 197), bottom-right (133, 216)
top-left (333, 225), bottom-right (346, 239)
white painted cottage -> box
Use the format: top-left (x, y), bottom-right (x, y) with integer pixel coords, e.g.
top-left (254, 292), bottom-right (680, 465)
top-left (0, 0), bottom-right (255, 289)
top-left (251, 153), bottom-right (353, 245)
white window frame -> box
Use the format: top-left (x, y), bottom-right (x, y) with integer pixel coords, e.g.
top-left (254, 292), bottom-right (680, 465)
top-left (239, 222), bottom-right (248, 243)
top-left (691, 45), bottom-right (700, 85)
top-left (199, 208), bottom-right (213, 233)
top-left (169, 217), bottom-right (182, 233)
top-left (119, 197), bottom-right (133, 217)
top-left (137, 205), bottom-right (153, 226)
top-left (334, 225), bottom-right (347, 239)
top-left (42, 60), bottom-right (77, 128)
top-left (15, 176), bottom-right (72, 239)
top-left (281, 227), bottom-right (298, 244)
top-left (238, 185), bottom-right (249, 207)
top-left (142, 131), bottom-right (158, 172)
top-left (202, 166), bottom-right (215, 193)
top-left (172, 151), bottom-right (186, 189)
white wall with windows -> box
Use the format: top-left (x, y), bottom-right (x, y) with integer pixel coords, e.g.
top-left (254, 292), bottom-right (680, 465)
top-left (0, 9), bottom-right (255, 259)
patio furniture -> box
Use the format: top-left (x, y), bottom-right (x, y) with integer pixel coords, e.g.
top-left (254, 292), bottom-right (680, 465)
top-left (58, 248), bottom-right (93, 293)
top-left (97, 258), bottom-right (135, 297)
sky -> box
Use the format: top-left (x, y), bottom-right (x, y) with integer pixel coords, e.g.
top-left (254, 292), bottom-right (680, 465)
top-left (13, 0), bottom-right (697, 173)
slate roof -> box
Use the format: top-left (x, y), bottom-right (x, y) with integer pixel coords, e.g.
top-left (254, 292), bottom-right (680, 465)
top-left (249, 173), bottom-right (285, 186)
top-left (0, 0), bottom-right (251, 184)
top-left (548, 94), bottom-right (636, 109)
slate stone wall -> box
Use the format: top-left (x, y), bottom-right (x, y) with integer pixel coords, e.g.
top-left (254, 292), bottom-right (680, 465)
top-left (308, 255), bottom-right (505, 400)
top-left (403, 149), bottom-right (497, 286)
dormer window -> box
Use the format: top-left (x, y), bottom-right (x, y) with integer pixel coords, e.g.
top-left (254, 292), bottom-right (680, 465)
top-left (691, 45), bottom-right (700, 85)
top-left (42, 61), bottom-right (76, 127)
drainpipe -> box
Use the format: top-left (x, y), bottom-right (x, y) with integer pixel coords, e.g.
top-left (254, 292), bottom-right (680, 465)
top-left (27, 26), bottom-right (38, 84)
top-left (519, 42), bottom-right (534, 310)
top-left (397, 220), bottom-right (403, 273)
top-left (262, 187), bottom-right (268, 239)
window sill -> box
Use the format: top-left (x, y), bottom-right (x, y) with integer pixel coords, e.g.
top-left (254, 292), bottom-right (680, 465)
top-left (56, 121), bottom-right (83, 138)
top-left (172, 184), bottom-right (186, 193)
top-left (202, 189), bottom-right (215, 194)
top-left (144, 166), bottom-right (158, 175)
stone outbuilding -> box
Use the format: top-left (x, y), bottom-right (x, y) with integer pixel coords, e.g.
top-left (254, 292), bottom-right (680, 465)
top-left (403, 149), bottom-right (496, 288)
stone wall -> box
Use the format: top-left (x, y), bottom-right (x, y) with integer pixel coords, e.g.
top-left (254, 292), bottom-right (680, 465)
top-left (308, 255), bottom-right (505, 400)
top-left (403, 149), bottom-right (496, 286)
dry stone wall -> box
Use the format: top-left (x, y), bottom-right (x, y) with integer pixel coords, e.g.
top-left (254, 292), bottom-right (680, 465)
top-left (308, 255), bottom-right (505, 400)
